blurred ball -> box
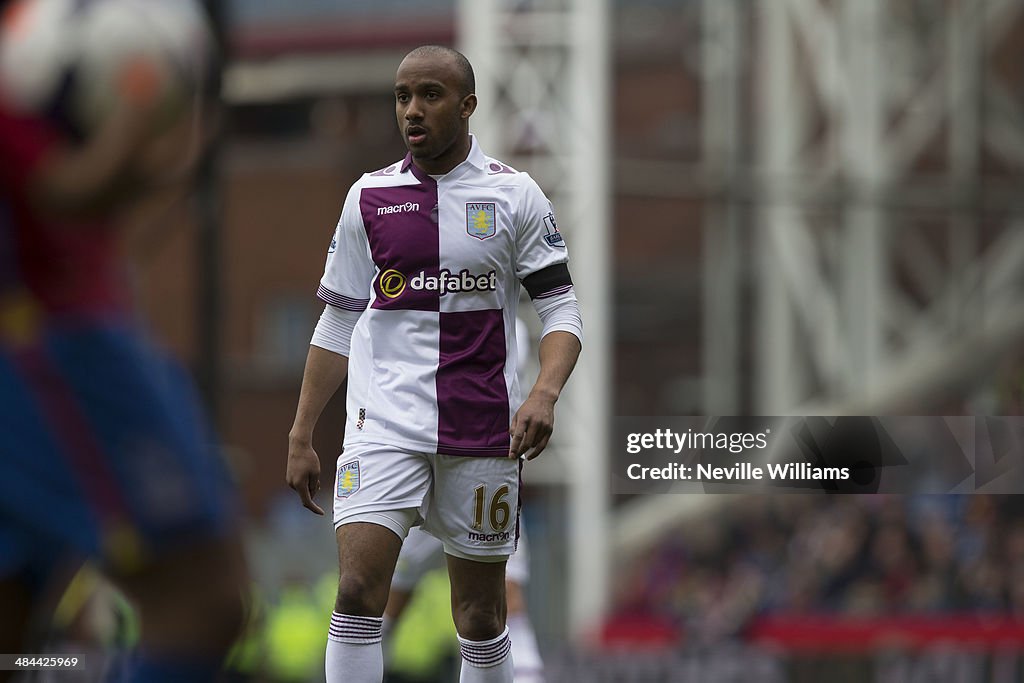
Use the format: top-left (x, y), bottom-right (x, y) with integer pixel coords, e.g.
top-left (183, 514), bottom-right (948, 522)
top-left (0, 0), bottom-right (212, 134)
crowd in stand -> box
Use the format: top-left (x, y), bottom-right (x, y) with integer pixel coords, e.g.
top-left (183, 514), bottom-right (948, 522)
top-left (615, 495), bottom-right (1024, 642)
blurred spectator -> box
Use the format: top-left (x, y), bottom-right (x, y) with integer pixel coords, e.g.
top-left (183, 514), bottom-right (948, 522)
top-left (614, 495), bottom-right (1024, 641)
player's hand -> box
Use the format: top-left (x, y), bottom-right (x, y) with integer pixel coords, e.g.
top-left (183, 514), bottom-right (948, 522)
top-left (509, 393), bottom-right (556, 461)
top-left (286, 437), bottom-right (325, 516)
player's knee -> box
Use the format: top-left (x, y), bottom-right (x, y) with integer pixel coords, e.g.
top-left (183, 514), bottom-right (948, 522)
top-left (335, 571), bottom-right (388, 616)
top-left (452, 600), bottom-right (505, 641)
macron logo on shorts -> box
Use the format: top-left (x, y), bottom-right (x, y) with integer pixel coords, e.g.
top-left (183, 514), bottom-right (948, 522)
top-left (337, 460), bottom-right (361, 498)
top-left (467, 531), bottom-right (511, 543)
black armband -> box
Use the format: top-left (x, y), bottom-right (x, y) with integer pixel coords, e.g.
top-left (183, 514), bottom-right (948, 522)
top-left (522, 263), bottom-right (573, 300)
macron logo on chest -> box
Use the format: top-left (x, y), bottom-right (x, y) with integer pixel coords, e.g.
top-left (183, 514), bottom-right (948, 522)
top-left (377, 201), bottom-right (420, 216)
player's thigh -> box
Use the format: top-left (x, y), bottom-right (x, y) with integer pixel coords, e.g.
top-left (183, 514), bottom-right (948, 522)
top-left (0, 343), bottom-right (109, 563)
top-left (392, 526), bottom-right (446, 592)
top-left (334, 519), bottom-right (412, 616)
top-left (423, 454), bottom-right (520, 561)
top-left (331, 443), bottom-right (432, 534)
top-left (505, 524), bottom-right (530, 585)
top-left (332, 445), bottom-right (432, 613)
top-left (335, 522), bottom-right (405, 592)
top-left (10, 324), bottom-right (237, 569)
top-left (446, 553), bottom-right (508, 639)
top-left (503, 527), bottom-right (529, 615)
top-left (447, 553), bottom-right (507, 604)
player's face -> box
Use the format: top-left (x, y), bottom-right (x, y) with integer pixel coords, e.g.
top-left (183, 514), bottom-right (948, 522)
top-left (394, 54), bottom-right (476, 175)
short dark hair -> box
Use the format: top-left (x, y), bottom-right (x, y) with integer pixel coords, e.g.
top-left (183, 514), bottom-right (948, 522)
top-left (404, 45), bottom-right (475, 98)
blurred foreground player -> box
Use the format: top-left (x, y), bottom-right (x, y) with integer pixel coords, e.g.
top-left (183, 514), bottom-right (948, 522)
top-left (386, 527), bottom-right (546, 683)
top-left (287, 45), bottom-right (582, 683)
top-left (0, 1), bottom-right (246, 680)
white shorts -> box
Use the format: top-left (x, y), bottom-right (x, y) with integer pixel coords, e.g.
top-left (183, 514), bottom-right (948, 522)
top-left (392, 525), bottom-right (531, 590)
top-left (333, 443), bottom-right (521, 561)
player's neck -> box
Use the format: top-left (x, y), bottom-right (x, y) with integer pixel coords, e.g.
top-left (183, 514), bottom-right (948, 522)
top-left (412, 134), bottom-right (471, 176)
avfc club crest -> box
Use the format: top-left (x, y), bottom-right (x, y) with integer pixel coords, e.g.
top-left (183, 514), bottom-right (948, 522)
top-left (466, 203), bottom-right (496, 240)
top-left (543, 212), bottom-right (564, 247)
top-left (336, 459), bottom-right (361, 499)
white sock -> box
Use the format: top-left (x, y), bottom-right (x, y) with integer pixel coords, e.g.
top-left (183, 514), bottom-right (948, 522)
top-left (458, 626), bottom-right (513, 682)
top-left (508, 613), bottom-right (545, 682)
top-left (326, 612), bottom-right (384, 683)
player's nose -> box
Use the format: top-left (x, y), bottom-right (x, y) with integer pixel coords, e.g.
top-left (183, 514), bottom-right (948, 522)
top-left (405, 96), bottom-right (424, 120)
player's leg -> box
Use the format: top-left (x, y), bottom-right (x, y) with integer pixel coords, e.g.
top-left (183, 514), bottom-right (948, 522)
top-left (425, 454), bottom-right (520, 682)
top-left (383, 586), bottom-right (413, 633)
top-left (110, 536), bottom-right (247, 682)
top-left (383, 586), bottom-right (412, 650)
top-left (0, 345), bottom-right (109, 680)
top-left (504, 531), bottom-right (545, 682)
top-left (326, 521), bottom-right (403, 683)
top-left (384, 527), bottom-right (445, 655)
top-left (328, 445), bottom-right (432, 683)
top-left (336, 522), bottom-right (405, 616)
top-left (447, 555), bottom-right (513, 682)
top-left (381, 587), bottom-right (410, 666)
top-left (37, 325), bottom-right (247, 681)
top-left (0, 348), bottom-right (62, 671)
top-left (505, 582), bottom-right (544, 683)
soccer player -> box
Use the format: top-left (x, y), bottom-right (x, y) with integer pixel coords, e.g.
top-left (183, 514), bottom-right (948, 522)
top-left (386, 527), bottom-right (547, 682)
top-left (286, 45), bottom-right (582, 683)
top-left (0, 8), bottom-right (246, 681)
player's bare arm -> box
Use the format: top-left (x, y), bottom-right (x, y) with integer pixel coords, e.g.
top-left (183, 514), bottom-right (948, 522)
top-left (509, 330), bottom-right (581, 460)
top-left (27, 97), bottom-right (184, 217)
top-left (286, 345), bottom-right (349, 515)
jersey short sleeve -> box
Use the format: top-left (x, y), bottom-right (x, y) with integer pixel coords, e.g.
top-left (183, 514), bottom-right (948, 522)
top-left (514, 173), bottom-right (569, 280)
top-left (514, 173), bottom-right (574, 301)
top-left (318, 180), bottom-right (376, 312)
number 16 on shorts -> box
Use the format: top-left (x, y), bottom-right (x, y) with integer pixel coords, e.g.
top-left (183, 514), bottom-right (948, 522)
top-left (472, 484), bottom-right (512, 532)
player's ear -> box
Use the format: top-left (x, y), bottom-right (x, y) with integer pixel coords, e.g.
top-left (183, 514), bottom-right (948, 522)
top-left (461, 93), bottom-right (477, 119)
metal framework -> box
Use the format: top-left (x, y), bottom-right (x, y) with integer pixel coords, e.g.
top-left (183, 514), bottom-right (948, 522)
top-left (458, 0), bottom-right (612, 642)
top-left (744, 0), bottom-right (1024, 414)
top-left (459, 0), bottom-right (1024, 640)
top-left (618, 0), bottom-right (1024, 571)
top-left (611, 0), bottom-right (1024, 418)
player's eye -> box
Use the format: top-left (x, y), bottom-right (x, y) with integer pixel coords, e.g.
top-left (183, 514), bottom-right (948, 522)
top-left (396, 93), bottom-right (409, 103)
top-left (426, 91), bottom-right (440, 100)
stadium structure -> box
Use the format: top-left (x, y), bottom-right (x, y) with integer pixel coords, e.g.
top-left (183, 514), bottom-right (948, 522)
top-left (122, 0), bottom-right (1024, 679)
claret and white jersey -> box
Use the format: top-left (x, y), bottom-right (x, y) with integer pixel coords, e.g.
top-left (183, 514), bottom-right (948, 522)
top-left (318, 137), bottom-right (575, 458)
